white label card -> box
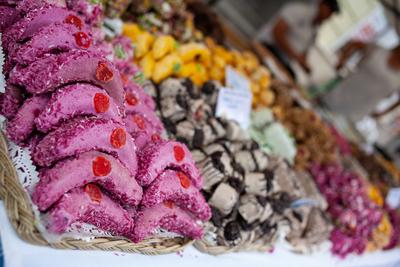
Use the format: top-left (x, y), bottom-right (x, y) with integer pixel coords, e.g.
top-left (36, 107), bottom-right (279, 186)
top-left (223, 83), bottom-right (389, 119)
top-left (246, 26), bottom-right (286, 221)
top-left (225, 66), bottom-right (250, 92)
top-left (215, 87), bottom-right (252, 129)
top-left (386, 187), bottom-right (400, 209)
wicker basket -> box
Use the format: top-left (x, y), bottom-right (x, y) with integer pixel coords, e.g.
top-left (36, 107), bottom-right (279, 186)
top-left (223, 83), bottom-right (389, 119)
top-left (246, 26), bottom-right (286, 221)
top-left (0, 132), bottom-right (193, 255)
top-left (193, 230), bottom-right (273, 255)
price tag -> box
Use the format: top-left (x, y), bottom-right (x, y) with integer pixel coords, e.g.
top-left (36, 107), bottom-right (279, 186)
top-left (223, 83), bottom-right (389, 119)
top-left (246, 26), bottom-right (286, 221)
top-left (225, 66), bottom-right (250, 92)
top-left (386, 187), bottom-right (400, 209)
top-left (215, 87), bottom-right (252, 129)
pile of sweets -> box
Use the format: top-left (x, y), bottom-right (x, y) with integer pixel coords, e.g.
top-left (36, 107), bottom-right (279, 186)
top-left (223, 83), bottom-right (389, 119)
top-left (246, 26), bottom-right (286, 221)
top-left (265, 81), bottom-right (338, 170)
top-left (122, 23), bottom-right (273, 97)
top-left (310, 163), bottom-right (393, 257)
top-left (120, 0), bottom-right (198, 43)
top-left (155, 78), bottom-right (331, 251)
top-left (0, 0), bottom-right (210, 243)
top-left (249, 107), bottom-right (296, 164)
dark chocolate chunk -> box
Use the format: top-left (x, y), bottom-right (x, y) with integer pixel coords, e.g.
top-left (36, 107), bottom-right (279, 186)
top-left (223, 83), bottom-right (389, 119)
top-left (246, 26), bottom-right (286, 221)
top-left (232, 161), bottom-right (245, 177)
top-left (182, 78), bottom-right (194, 93)
top-left (211, 151), bottom-right (225, 173)
top-left (211, 206), bottom-right (224, 227)
top-left (224, 221), bottom-right (241, 241)
top-left (251, 141), bottom-right (260, 150)
top-left (162, 118), bottom-right (177, 135)
top-left (264, 169), bottom-right (275, 180)
top-left (176, 94), bottom-right (189, 110)
top-left (202, 81), bottom-right (216, 95)
top-left (260, 221), bottom-right (275, 235)
top-left (192, 128), bottom-right (205, 148)
top-left (292, 210), bottom-right (303, 223)
top-left (228, 177), bottom-right (245, 193)
top-left (271, 193), bottom-right (291, 214)
top-left (256, 196), bottom-right (269, 206)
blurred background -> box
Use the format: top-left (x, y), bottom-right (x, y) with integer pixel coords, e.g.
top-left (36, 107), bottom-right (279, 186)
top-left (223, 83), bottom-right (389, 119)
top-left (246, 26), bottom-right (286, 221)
top-left (203, 0), bottom-right (400, 167)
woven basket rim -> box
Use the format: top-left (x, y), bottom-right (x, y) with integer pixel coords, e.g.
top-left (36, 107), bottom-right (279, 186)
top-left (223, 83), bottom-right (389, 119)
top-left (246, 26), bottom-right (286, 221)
top-left (0, 132), bottom-right (193, 255)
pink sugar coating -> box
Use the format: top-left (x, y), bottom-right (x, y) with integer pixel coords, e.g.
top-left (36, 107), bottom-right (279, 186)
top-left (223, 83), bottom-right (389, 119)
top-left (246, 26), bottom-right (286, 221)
top-left (46, 187), bottom-right (134, 239)
top-left (16, 0), bottom-right (67, 14)
top-left (142, 169), bottom-right (211, 221)
top-left (11, 22), bottom-right (100, 66)
top-left (136, 140), bottom-right (202, 188)
top-left (35, 83), bottom-right (122, 132)
top-left (2, 6), bottom-right (72, 55)
top-left (9, 49), bottom-right (125, 106)
top-left (0, 6), bottom-right (21, 32)
top-left (0, 84), bottom-right (24, 120)
top-left (32, 151), bottom-right (142, 211)
top-left (32, 117), bottom-right (137, 176)
top-left (6, 95), bottom-right (49, 146)
top-left (133, 204), bottom-right (203, 243)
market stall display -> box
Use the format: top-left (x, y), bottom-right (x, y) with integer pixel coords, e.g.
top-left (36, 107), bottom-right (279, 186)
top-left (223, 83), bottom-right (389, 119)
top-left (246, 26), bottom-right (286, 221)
top-left (0, 0), bottom-right (399, 265)
top-left (0, 2), bottom-right (210, 254)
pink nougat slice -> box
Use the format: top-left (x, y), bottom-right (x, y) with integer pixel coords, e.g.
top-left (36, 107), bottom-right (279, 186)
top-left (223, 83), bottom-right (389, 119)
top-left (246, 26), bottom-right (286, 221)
top-left (9, 50), bottom-right (125, 105)
top-left (45, 186), bottom-right (135, 239)
top-left (137, 140), bottom-right (202, 188)
top-left (12, 22), bottom-right (98, 66)
top-left (133, 203), bottom-right (203, 242)
top-left (32, 151), bottom-right (143, 211)
top-left (35, 83), bottom-right (122, 132)
top-left (142, 170), bottom-right (211, 221)
top-left (32, 117), bottom-right (137, 176)
top-left (6, 95), bottom-right (49, 145)
top-left (0, 84), bottom-right (24, 120)
top-left (2, 6), bottom-right (75, 55)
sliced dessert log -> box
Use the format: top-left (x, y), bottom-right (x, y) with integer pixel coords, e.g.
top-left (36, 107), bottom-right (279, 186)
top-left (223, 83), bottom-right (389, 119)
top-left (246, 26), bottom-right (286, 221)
top-left (33, 117), bottom-right (137, 176)
top-left (6, 95), bottom-right (49, 145)
top-left (137, 140), bottom-right (202, 188)
top-left (11, 22), bottom-right (98, 66)
top-left (142, 169), bottom-right (211, 221)
top-left (32, 151), bottom-right (143, 211)
top-left (0, 84), bottom-right (24, 120)
top-left (2, 6), bottom-right (76, 55)
top-left (35, 83), bottom-right (122, 132)
top-left (9, 50), bottom-right (125, 105)
top-left (44, 185), bottom-right (135, 239)
top-left (133, 203), bottom-right (203, 242)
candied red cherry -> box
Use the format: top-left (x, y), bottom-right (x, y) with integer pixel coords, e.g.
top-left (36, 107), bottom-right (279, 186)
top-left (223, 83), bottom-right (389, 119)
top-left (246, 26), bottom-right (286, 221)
top-left (74, 32), bottom-right (92, 49)
top-left (151, 133), bottom-right (161, 142)
top-left (177, 171), bottom-right (191, 189)
top-left (93, 93), bottom-right (110, 113)
top-left (96, 62), bottom-right (114, 83)
top-left (84, 184), bottom-right (102, 203)
top-left (173, 145), bottom-right (185, 162)
top-left (110, 128), bottom-right (126, 148)
top-left (92, 156), bottom-right (112, 177)
top-left (133, 114), bottom-right (145, 130)
top-left (65, 14), bottom-right (83, 30)
top-left (163, 200), bottom-right (174, 209)
top-left (125, 92), bottom-right (138, 106)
